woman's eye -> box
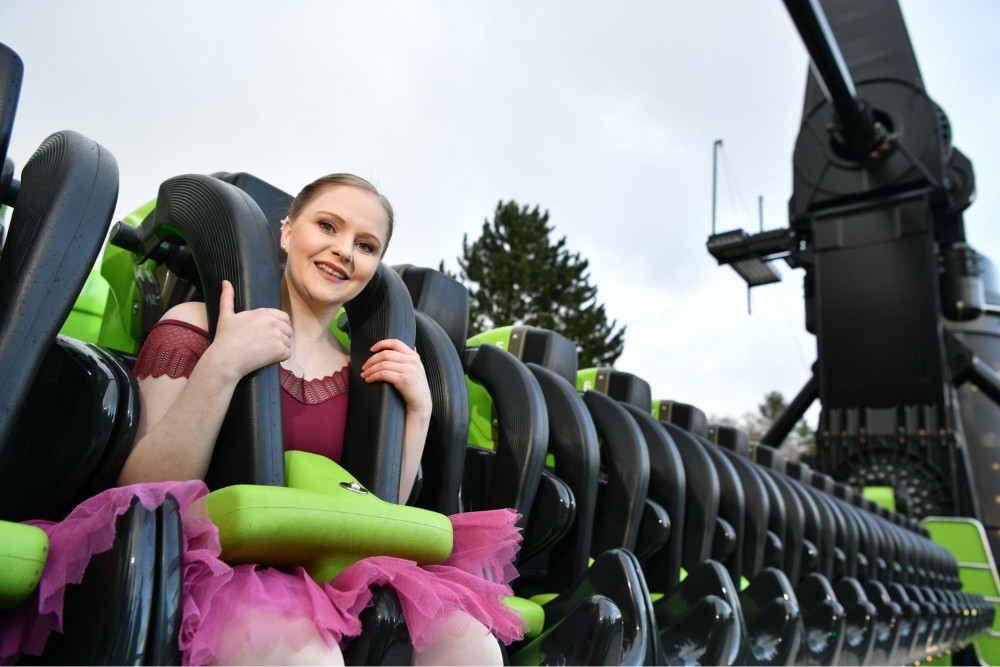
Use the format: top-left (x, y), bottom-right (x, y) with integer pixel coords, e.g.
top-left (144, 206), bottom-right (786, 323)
top-left (358, 241), bottom-right (375, 254)
top-left (318, 221), bottom-right (334, 233)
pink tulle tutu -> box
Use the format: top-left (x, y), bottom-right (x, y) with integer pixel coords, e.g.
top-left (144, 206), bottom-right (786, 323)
top-left (1, 482), bottom-right (525, 665)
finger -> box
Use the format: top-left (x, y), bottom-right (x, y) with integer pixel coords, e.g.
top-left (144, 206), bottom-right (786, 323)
top-left (362, 350), bottom-right (417, 372)
top-left (362, 358), bottom-right (425, 383)
top-left (363, 343), bottom-right (417, 369)
top-left (369, 338), bottom-right (414, 354)
top-left (219, 280), bottom-right (236, 317)
top-left (361, 356), bottom-right (407, 376)
top-left (362, 367), bottom-right (409, 384)
top-left (263, 308), bottom-right (291, 323)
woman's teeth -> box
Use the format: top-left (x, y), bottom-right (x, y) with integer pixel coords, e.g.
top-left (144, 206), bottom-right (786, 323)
top-left (317, 264), bottom-right (346, 279)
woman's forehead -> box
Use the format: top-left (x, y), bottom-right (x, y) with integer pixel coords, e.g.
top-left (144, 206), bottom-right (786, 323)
top-left (302, 185), bottom-right (390, 239)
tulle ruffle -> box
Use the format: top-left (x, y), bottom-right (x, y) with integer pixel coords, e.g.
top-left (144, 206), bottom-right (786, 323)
top-left (1, 483), bottom-right (525, 666)
top-left (0, 481), bottom-right (209, 663)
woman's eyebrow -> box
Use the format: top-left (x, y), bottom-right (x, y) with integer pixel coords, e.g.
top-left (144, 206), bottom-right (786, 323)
top-left (313, 210), bottom-right (345, 222)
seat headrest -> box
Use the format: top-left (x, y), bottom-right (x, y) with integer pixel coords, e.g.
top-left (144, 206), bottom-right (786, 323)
top-left (655, 399), bottom-right (707, 436)
top-left (582, 368), bottom-right (652, 411)
top-left (709, 424), bottom-right (750, 457)
top-left (394, 265), bottom-right (469, 355)
top-left (213, 171), bottom-right (294, 256)
top-left (511, 326), bottom-right (578, 387)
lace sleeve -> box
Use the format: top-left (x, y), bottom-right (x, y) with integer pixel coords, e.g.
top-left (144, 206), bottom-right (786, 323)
top-left (132, 320), bottom-right (211, 380)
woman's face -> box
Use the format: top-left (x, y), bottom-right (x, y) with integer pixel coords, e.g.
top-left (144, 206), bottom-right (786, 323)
top-left (280, 185), bottom-right (390, 310)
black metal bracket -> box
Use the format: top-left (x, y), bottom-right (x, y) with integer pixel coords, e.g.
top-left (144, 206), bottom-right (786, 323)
top-left (945, 331), bottom-right (1000, 407)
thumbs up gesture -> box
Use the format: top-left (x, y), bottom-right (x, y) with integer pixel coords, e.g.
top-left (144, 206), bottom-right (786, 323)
top-left (213, 280), bottom-right (293, 380)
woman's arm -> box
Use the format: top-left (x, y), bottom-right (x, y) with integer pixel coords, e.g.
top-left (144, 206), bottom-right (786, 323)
top-left (361, 339), bottom-right (432, 502)
top-left (117, 281), bottom-right (292, 485)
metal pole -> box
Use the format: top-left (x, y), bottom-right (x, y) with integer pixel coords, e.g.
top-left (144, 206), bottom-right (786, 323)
top-left (781, 0), bottom-right (885, 156)
top-left (760, 373), bottom-right (819, 446)
top-left (712, 139), bottom-right (722, 234)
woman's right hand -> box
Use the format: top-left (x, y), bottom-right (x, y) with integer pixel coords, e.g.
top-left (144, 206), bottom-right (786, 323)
top-left (210, 280), bottom-right (293, 380)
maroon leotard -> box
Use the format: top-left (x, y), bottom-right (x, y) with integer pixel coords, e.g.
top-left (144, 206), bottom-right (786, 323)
top-left (132, 319), bottom-right (349, 463)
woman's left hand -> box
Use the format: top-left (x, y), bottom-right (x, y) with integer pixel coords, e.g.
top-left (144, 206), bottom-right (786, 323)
top-left (361, 339), bottom-right (432, 417)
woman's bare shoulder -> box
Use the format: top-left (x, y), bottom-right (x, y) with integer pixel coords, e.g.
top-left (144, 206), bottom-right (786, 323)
top-left (160, 301), bottom-right (209, 330)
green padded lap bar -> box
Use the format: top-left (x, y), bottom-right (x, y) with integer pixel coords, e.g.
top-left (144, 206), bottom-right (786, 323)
top-left (0, 520), bottom-right (48, 612)
top-left (465, 327), bottom-right (516, 451)
top-left (505, 596), bottom-right (545, 639)
top-left (206, 451), bottom-right (453, 583)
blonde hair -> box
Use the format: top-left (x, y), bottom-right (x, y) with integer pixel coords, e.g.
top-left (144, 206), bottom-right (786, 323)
top-left (287, 174), bottom-right (394, 256)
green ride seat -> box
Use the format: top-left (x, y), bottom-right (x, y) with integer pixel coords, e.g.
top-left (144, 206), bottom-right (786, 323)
top-left (649, 395), bottom-right (804, 664)
top-left (0, 520), bottom-right (47, 613)
top-left (428, 321), bottom-right (647, 664)
top-left (207, 451), bottom-right (454, 582)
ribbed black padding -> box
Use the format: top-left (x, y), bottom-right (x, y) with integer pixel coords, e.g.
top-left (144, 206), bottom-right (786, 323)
top-left (0, 42), bottom-right (22, 171)
top-left (527, 362), bottom-right (599, 590)
top-left (659, 421), bottom-right (720, 569)
top-left (396, 265), bottom-right (469, 357)
top-left (0, 131), bottom-right (118, 467)
top-left (737, 452), bottom-right (791, 577)
top-left (622, 403), bottom-right (687, 593)
top-left (692, 436), bottom-right (748, 583)
top-left (809, 478), bottom-right (855, 581)
top-left (710, 442), bottom-right (770, 580)
top-left (784, 462), bottom-right (837, 582)
top-left (212, 171), bottom-right (293, 252)
top-left (341, 263), bottom-right (415, 502)
top-left (412, 309), bottom-right (467, 514)
top-left (463, 343), bottom-right (547, 523)
top-left (582, 389), bottom-right (648, 554)
top-left (757, 467), bottom-right (806, 584)
top-left (150, 174), bottom-right (284, 489)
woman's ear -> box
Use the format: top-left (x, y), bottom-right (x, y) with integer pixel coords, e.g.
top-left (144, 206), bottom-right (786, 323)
top-left (280, 217), bottom-right (291, 252)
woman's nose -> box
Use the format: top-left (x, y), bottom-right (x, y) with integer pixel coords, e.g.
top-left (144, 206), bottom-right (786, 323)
top-left (332, 242), bottom-right (352, 262)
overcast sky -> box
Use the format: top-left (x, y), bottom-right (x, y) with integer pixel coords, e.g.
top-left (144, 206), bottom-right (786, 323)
top-left (4, 1), bottom-right (999, 424)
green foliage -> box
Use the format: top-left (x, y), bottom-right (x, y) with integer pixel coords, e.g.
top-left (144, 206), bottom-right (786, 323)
top-left (448, 200), bottom-right (626, 367)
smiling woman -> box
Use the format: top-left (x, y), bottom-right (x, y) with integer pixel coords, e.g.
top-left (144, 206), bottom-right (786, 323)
top-left (279, 183), bottom-right (390, 341)
top-left (2, 174), bottom-right (524, 666)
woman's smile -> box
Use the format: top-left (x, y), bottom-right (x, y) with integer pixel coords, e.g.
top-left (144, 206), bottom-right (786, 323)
top-left (315, 261), bottom-right (348, 281)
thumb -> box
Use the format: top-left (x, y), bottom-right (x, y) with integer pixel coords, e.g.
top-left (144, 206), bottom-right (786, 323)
top-left (219, 280), bottom-right (236, 318)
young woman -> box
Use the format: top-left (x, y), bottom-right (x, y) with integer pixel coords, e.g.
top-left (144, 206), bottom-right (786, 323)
top-left (2, 175), bottom-right (524, 665)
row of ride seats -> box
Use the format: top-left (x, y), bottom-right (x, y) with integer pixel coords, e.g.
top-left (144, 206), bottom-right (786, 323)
top-left (0, 36), bottom-right (994, 665)
top-left (370, 248), bottom-right (995, 665)
top-left (421, 312), bottom-right (995, 665)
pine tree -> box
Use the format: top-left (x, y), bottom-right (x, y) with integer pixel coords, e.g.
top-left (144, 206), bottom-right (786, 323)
top-left (449, 200), bottom-right (626, 367)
